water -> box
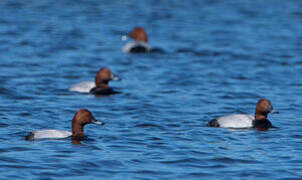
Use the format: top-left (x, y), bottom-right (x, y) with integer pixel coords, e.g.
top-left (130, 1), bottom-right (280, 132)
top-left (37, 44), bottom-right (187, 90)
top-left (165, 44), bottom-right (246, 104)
top-left (0, 0), bottom-right (302, 179)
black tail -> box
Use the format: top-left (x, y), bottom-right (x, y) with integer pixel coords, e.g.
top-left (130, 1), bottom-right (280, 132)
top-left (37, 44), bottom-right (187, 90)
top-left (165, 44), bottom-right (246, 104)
top-left (208, 118), bottom-right (220, 127)
top-left (25, 132), bottom-right (34, 140)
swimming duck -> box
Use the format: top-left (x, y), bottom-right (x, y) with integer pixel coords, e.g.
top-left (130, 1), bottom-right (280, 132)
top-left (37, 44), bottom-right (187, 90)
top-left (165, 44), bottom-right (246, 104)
top-left (208, 98), bottom-right (276, 131)
top-left (122, 27), bottom-right (151, 53)
top-left (69, 67), bottom-right (120, 95)
top-left (25, 109), bottom-right (104, 140)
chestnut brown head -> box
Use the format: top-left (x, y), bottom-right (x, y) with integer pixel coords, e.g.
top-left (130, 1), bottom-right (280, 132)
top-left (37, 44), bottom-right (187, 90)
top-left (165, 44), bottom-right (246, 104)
top-left (71, 109), bottom-right (104, 139)
top-left (255, 98), bottom-right (273, 120)
top-left (129, 27), bottom-right (148, 42)
top-left (95, 68), bottom-right (120, 88)
top-left (72, 109), bottom-right (103, 126)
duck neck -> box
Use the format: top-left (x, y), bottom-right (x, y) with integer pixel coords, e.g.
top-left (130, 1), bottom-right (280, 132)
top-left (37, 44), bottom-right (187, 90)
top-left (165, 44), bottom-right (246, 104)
top-left (72, 120), bottom-right (85, 139)
top-left (136, 39), bottom-right (147, 43)
top-left (96, 82), bottom-right (109, 90)
top-left (254, 112), bottom-right (267, 121)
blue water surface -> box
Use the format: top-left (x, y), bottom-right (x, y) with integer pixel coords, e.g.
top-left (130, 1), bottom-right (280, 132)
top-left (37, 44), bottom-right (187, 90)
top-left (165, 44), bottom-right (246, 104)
top-left (0, 0), bottom-right (302, 179)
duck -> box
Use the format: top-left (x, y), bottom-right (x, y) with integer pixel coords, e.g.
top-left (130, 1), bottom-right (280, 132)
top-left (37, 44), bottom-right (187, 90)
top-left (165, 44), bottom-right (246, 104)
top-left (69, 67), bottom-right (120, 95)
top-left (122, 27), bottom-right (151, 53)
top-left (122, 27), bottom-right (165, 54)
top-left (25, 109), bottom-right (104, 140)
top-left (208, 98), bottom-right (276, 131)
top-left (89, 68), bottom-right (120, 95)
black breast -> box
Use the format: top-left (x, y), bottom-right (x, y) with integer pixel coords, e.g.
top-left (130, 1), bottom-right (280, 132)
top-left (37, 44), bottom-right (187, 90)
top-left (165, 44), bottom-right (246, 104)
top-left (129, 45), bottom-right (149, 53)
top-left (89, 87), bottom-right (120, 95)
top-left (252, 119), bottom-right (272, 131)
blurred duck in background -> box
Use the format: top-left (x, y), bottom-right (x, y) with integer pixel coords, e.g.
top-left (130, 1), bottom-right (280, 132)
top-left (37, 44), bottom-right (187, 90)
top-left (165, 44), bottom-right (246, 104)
top-left (122, 27), bottom-right (164, 54)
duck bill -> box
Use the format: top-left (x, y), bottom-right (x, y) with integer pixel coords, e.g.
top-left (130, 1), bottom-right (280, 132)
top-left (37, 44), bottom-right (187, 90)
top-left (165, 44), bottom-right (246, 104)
top-left (91, 118), bottom-right (105, 125)
top-left (111, 73), bottom-right (121, 81)
top-left (122, 35), bottom-right (128, 41)
top-left (268, 105), bottom-right (279, 114)
top-left (270, 109), bottom-right (279, 114)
